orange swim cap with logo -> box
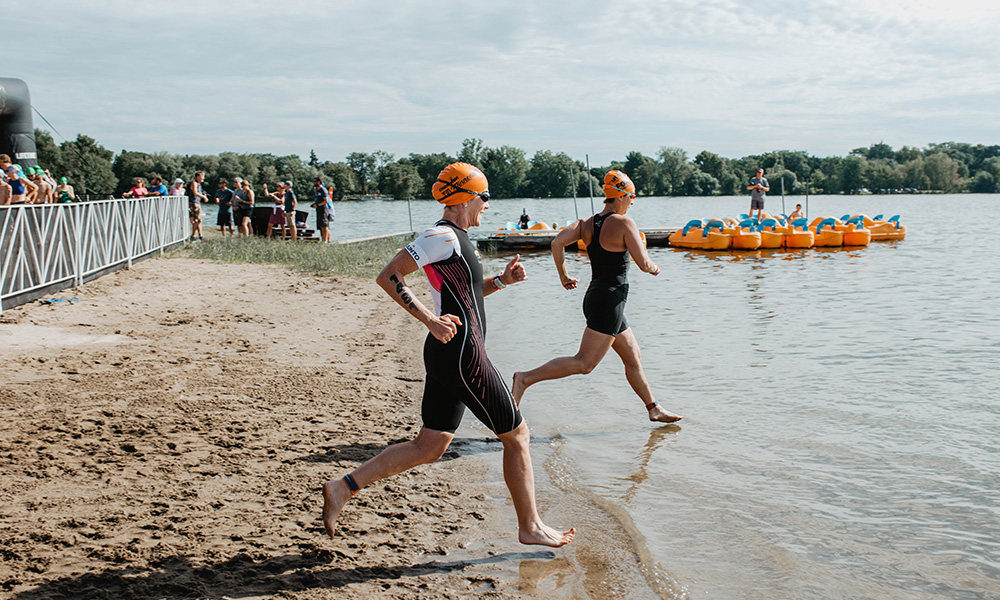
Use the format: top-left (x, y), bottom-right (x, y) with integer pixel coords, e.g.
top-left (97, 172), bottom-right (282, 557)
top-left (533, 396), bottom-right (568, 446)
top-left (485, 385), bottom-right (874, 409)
top-left (432, 162), bottom-right (490, 206)
top-left (602, 170), bottom-right (636, 199)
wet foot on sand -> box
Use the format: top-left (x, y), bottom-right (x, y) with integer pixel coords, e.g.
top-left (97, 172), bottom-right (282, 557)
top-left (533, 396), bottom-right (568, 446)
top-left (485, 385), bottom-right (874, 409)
top-left (649, 405), bottom-right (683, 424)
top-left (322, 479), bottom-right (352, 539)
top-left (519, 524), bottom-right (575, 548)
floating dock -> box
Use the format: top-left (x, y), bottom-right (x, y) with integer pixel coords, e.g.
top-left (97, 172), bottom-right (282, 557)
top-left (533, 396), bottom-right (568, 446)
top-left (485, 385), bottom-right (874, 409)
top-left (477, 228), bottom-right (678, 252)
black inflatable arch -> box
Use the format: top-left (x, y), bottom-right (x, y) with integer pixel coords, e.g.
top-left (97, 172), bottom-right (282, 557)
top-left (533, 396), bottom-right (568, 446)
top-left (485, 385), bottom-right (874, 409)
top-left (0, 77), bottom-right (38, 169)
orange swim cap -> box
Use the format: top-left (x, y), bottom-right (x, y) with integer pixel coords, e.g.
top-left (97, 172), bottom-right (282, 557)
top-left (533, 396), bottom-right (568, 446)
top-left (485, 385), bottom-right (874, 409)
top-left (432, 162), bottom-right (490, 206)
top-left (603, 170), bottom-right (636, 199)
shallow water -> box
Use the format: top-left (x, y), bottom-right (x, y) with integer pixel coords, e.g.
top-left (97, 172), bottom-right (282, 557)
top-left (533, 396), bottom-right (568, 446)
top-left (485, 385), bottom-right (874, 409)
top-left (474, 194), bottom-right (998, 599)
top-left (211, 192), bottom-right (1000, 598)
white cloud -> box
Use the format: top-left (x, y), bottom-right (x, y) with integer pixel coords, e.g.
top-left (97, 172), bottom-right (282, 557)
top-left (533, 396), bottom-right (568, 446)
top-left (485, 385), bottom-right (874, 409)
top-left (7, 0), bottom-right (1000, 164)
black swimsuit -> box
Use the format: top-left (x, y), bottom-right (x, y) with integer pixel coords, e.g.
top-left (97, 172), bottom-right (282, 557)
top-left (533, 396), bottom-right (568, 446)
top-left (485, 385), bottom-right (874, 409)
top-left (583, 212), bottom-right (630, 336)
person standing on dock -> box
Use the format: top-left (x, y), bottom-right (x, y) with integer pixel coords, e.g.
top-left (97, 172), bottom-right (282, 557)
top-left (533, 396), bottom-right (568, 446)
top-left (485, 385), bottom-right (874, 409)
top-left (512, 170), bottom-right (682, 424)
top-left (322, 162), bottom-right (575, 548)
top-left (519, 208), bottom-right (530, 229)
top-left (747, 168), bottom-right (769, 221)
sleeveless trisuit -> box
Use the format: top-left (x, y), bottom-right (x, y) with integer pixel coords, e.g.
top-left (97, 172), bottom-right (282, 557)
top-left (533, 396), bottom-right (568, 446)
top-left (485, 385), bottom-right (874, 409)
top-left (405, 220), bottom-right (522, 435)
top-left (583, 212), bottom-right (630, 336)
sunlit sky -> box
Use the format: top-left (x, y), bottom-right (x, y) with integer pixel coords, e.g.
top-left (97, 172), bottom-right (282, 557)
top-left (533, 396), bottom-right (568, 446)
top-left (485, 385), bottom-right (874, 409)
top-left (7, 0), bottom-right (1000, 165)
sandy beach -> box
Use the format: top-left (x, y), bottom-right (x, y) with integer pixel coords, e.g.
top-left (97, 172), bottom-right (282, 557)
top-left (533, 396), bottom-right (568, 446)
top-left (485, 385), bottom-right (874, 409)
top-left (0, 252), bottom-right (658, 600)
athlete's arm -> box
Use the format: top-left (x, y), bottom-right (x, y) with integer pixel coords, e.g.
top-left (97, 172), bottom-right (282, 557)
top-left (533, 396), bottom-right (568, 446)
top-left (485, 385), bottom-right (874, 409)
top-left (24, 179), bottom-right (38, 202)
top-left (484, 254), bottom-right (526, 297)
top-left (623, 218), bottom-right (659, 276)
top-left (550, 220), bottom-right (583, 290)
top-left (376, 249), bottom-right (462, 344)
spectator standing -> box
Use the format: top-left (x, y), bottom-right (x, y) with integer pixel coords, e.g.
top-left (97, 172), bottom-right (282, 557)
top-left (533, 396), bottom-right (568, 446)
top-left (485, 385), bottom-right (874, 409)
top-left (146, 176), bottom-right (169, 197)
top-left (263, 182), bottom-right (285, 239)
top-left (186, 171), bottom-right (209, 241)
top-left (54, 177), bottom-right (75, 203)
top-left (123, 177), bottom-right (148, 198)
top-left (519, 208), bottom-right (530, 229)
top-left (747, 168), bottom-right (769, 221)
top-left (235, 179), bottom-right (255, 236)
top-left (282, 180), bottom-right (298, 241)
top-left (215, 179), bottom-right (236, 236)
top-left (311, 177), bottom-right (331, 243)
top-left (170, 178), bottom-right (185, 197)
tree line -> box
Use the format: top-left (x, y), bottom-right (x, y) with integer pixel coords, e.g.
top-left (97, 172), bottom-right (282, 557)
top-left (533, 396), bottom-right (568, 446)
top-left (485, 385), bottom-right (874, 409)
top-left (35, 129), bottom-right (1000, 199)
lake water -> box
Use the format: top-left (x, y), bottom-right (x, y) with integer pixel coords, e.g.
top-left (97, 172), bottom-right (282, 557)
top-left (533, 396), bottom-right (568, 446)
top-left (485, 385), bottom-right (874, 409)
top-left (215, 192), bottom-right (1000, 598)
top-left (482, 194), bottom-right (996, 600)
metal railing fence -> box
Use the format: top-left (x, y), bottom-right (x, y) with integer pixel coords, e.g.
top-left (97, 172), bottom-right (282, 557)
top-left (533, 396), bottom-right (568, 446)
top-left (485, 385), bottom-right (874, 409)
top-left (0, 196), bottom-right (189, 314)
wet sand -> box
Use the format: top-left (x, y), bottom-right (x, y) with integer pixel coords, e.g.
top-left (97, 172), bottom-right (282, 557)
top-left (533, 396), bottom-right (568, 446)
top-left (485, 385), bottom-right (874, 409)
top-left (0, 255), bottom-right (659, 600)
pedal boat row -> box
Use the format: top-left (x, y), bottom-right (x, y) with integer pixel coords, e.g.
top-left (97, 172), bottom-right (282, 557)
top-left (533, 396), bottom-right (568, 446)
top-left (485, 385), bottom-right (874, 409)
top-left (668, 214), bottom-right (906, 250)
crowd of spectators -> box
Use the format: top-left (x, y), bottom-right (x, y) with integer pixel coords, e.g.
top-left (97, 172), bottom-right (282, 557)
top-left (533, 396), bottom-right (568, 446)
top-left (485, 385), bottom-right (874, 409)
top-left (1, 156), bottom-right (337, 242)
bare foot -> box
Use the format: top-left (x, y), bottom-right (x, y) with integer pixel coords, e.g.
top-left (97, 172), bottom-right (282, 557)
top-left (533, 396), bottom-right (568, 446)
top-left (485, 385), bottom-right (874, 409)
top-left (649, 405), bottom-right (682, 424)
top-left (512, 372), bottom-right (528, 407)
top-left (519, 523), bottom-right (575, 547)
top-left (322, 478), bottom-right (352, 538)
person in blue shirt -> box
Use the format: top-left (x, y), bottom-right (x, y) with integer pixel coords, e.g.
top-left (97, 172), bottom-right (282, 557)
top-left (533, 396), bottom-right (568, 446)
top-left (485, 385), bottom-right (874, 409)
top-left (215, 179), bottom-right (236, 237)
top-left (146, 176), bottom-right (169, 197)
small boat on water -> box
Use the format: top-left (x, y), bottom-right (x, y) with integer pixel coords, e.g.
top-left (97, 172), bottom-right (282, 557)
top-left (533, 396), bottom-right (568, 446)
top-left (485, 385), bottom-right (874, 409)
top-left (668, 219), bottom-right (732, 250)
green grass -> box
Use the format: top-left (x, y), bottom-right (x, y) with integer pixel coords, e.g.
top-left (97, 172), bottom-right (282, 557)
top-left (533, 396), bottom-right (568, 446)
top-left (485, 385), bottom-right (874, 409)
top-left (177, 234), bottom-right (414, 278)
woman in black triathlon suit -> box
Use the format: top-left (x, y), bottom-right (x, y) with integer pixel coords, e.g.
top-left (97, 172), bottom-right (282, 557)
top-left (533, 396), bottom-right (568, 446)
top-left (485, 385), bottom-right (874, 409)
top-left (322, 162), bottom-right (574, 548)
top-left (512, 170), bottom-right (682, 424)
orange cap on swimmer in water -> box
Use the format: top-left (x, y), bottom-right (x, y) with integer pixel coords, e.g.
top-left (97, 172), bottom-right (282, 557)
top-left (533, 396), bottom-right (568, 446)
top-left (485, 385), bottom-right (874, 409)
top-left (602, 170), bottom-right (635, 199)
top-left (432, 162), bottom-right (490, 206)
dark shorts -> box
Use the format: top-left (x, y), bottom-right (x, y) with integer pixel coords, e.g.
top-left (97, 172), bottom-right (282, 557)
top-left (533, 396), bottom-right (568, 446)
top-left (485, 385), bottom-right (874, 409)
top-left (421, 335), bottom-right (522, 435)
top-left (217, 210), bottom-right (234, 227)
top-left (583, 284), bottom-right (629, 336)
top-left (189, 203), bottom-right (202, 223)
top-left (236, 208), bottom-right (253, 222)
top-left (751, 197), bottom-right (764, 210)
top-left (316, 210), bottom-right (329, 229)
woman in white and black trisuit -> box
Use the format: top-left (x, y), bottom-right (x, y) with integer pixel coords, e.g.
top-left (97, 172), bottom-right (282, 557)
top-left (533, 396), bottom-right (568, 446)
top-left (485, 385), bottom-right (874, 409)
top-left (322, 162), bottom-right (575, 549)
top-left (512, 170), bottom-right (682, 424)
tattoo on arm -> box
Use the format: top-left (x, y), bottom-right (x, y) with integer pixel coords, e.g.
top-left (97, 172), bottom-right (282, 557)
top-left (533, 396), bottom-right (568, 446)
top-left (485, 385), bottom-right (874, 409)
top-left (389, 274), bottom-right (417, 311)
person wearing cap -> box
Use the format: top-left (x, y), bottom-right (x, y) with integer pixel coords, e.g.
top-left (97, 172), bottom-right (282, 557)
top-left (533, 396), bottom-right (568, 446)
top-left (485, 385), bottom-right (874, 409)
top-left (512, 170), bottom-right (682, 425)
top-left (322, 162), bottom-right (575, 549)
top-left (28, 167), bottom-right (53, 203)
top-left (518, 208), bottom-right (530, 229)
top-left (146, 176), bottom-right (169, 197)
top-left (169, 178), bottom-right (185, 197)
top-left (5, 165), bottom-right (37, 204)
top-left (747, 168), bottom-right (769, 221)
top-left (55, 177), bottom-right (75, 203)
top-left (310, 177), bottom-right (331, 242)
top-left (281, 180), bottom-right (298, 241)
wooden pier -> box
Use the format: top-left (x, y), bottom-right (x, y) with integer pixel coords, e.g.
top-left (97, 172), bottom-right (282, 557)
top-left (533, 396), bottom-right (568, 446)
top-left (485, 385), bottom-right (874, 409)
top-left (476, 228), bottom-right (679, 252)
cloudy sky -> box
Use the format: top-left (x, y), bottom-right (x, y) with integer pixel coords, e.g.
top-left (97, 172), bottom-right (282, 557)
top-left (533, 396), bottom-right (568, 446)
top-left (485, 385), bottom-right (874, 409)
top-left (7, 0), bottom-right (1000, 165)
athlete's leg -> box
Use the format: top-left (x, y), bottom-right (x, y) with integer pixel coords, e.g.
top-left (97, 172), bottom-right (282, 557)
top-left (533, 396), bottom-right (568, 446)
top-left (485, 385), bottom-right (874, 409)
top-left (512, 328), bottom-right (615, 406)
top-left (322, 427), bottom-right (453, 538)
top-left (497, 421), bottom-right (575, 547)
top-left (611, 328), bottom-right (682, 423)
